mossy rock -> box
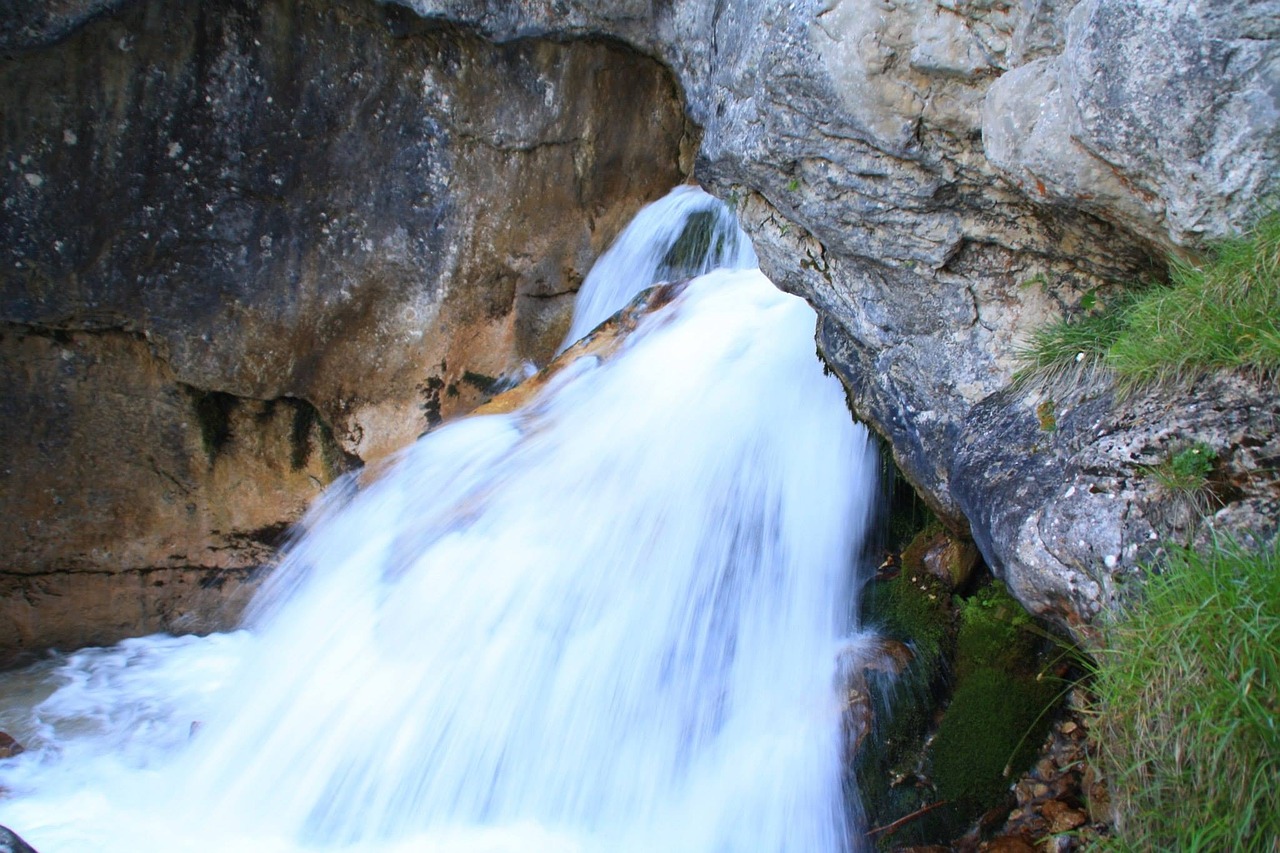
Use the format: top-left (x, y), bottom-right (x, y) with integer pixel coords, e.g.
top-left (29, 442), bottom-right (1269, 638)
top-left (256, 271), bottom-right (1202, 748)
top-left (920, 582), bottom-right (1061, 841)
top-left (856, 570), bottom-right (957, 844)
top-left (856, 576), bottom-right (1063, 847)
top-left (901, 527), bottom-right (979, 589)
top-left (657, 209), bottom-right (727, 280)
top-left (953, 581), bottom-right (1039, 681)
top-left (927, 667), bottom-right (1057, 826)
top-left (863, 568), bottom-right (954, 669)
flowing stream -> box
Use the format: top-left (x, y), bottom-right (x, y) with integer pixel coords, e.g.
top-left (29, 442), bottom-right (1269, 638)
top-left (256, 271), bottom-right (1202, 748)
top-left (0, 187), bottom-right (877, 852)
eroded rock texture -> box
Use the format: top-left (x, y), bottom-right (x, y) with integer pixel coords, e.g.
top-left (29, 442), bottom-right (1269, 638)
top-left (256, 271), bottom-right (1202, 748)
top-left (391, 0), bottom-right (1279, 636)
top-left (3, 0), bottom-right (1277, 651)
top-left (1, 0), bottom-right (689, 660)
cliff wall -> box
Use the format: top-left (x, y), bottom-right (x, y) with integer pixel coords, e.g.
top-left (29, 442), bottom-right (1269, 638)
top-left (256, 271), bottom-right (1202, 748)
top-left (0, 0), bottom-right (690, 660)
top-left (2, 0), bottom-right (1277, 654)
top-left (392, 0), bottom-right (1278, 636)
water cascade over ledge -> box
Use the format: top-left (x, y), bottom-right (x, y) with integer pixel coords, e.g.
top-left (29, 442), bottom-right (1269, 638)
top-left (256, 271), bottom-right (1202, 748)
top-left (0, 187), bottom-right (877, 852)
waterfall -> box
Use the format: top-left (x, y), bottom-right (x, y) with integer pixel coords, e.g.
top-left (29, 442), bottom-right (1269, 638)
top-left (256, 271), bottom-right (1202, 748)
top-left (558, 185), bottom-right (757, 352)
top-left (0, 187), bottom-right (876, 852)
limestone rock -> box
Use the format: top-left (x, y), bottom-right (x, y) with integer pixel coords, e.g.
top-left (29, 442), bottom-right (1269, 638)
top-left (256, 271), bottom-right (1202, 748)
top-left (658, 0), bottom-right (1275, 634)
top-left (1, 0), bottom-right (688, 459)
top-left (951, 372), bottom-right (1280, 632)
top-left (5, 0), bottom-right (1278, 649)
top-left (984, 0), bottom-right (1280, 249)
top-left (0, 326), bottom-right (330, 663)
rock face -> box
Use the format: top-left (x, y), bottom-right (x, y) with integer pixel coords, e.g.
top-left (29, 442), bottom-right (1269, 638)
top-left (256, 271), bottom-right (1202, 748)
top-left (389, 0), bottom-right (1279, 636)
top-left (984, 0), bottom-right (1280, 248)
top-left (951, 374), bottom-right (1280, 635)
top-left (0, 0), bottom-right (689, 661)
top-left (3, 0), bottom-right (1277, 650)
top-left (688, 0), bottom-right (1279, 636)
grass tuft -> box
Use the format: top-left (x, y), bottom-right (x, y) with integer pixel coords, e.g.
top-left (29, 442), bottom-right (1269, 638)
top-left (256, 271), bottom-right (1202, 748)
top-left (1016, 211), bottom-right (1280, 393)
top-left (1091, 540), bottom-right (1280, 851)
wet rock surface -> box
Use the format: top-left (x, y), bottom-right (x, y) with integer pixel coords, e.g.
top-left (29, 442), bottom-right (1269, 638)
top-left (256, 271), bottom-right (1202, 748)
top-left (387, 0), bottom-right (1279, 637)
top-left (0, 733), bottom-right (23, 759)
top-left (4, 0), bottom-right (1277, 654)
top-left (0, 825), bottom-right (37, 853)
top-left (1, 0), bottom-right (688, 656)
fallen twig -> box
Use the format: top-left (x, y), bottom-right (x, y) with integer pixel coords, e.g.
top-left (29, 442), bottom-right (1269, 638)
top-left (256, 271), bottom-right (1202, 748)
top-left (867, 799), bottom-right (950, 839)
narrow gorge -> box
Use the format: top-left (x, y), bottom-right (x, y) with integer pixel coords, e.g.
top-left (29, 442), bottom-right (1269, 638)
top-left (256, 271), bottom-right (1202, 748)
top-left (2, 0), bottom-right (1277, 850)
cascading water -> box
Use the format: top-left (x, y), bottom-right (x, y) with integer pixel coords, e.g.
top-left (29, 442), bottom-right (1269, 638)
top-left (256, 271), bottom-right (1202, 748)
top-left (558, 185), bottom-right (757, 352)
top-left (0, 186), bottom-right (877, 852)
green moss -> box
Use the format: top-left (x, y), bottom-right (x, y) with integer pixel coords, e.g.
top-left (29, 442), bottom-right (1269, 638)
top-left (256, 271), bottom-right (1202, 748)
top-left (858, 477), bottom-right (1074, 847)
top-left (461, 371), bottom-right (498, 394)
top-left (860, 577), bottom-right (1061, 846)
top-left (920, 581), bottom-right (1059, 837)
top-left (953, 581), bottom-right (1038, 681)
top-left (854, 654), bottom-right (942, 850)
top-left (867, 569), bottom-right (953, 670)
top-left (189, 388), bottom-right (237, 460)
top-left (288, 400), bottom-right (318, 471)
top-left (285, 398), bottom-right (356, 480)
top-left (929, 666), bottom-right (1056, 815)
top-left (657, 209), bottom-right (728, 281)
top-left (857, 570), bottom-right (956, 846)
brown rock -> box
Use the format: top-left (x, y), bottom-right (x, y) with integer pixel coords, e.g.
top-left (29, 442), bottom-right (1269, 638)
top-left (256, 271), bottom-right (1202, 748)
top-left (0, 0), bottom-right (688, 660)
top-left (836, 635), bottom-right (915, 757)
top-left (1040, 799), bottom-right (1086, 834)
top-left (923, 535), bottom-right (981, 589)
top-left (1082, 764), bottom-right (1112, 825)
top-left (981, 835), bottom-right (1038, 853)
top-left (0, 732), bottom-right (24, 759)
top-left (474, 281), bottom-right (690, 418)
top-left (900, 528), bottom-right (980, 589)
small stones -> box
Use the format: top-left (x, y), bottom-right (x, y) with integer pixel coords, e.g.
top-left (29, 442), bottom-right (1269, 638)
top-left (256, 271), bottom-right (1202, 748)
top-left (985, 701), bottom-right (1113, 850)
top-left (1041, 799), bottom-right (1087, 834)
top-left (980, 835), bottom-right (1038, 853)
